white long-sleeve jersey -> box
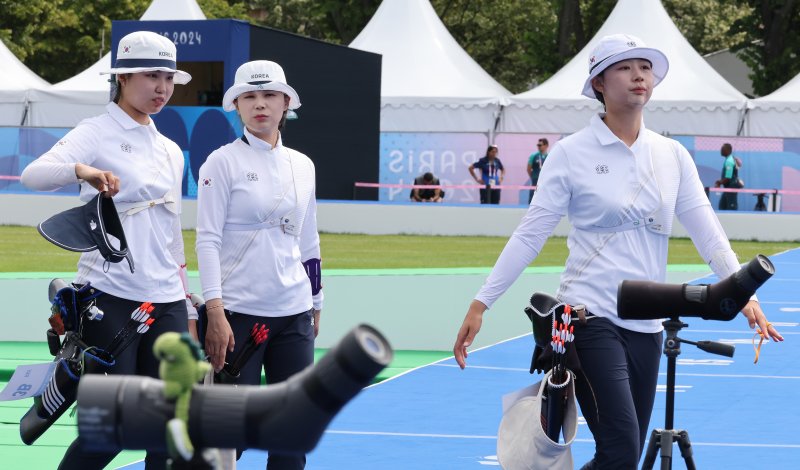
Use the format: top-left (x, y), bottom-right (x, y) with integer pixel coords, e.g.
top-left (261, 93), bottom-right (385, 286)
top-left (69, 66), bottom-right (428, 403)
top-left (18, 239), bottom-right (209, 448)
top-left (196, 129), bottom-right (322, 317)
top-left (475, 115), bottom-right (742, 333)
top-left (21, 103), bottom-right (188, 305)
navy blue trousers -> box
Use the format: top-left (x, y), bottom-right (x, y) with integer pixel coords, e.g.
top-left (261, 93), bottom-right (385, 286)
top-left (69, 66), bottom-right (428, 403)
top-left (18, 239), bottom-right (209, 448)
top-left (219, 309), bottom-right (315, 470)
top-left (479, 187), bottom-right (501, 204)
top-left (58, 293), bottom-right (189, 470)
top-left (573, 317), bottom-right (663, 469)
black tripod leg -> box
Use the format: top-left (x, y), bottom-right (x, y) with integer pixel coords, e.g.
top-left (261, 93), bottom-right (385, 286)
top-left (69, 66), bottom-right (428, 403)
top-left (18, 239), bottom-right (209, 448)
top-left (641, 429), bottom-right (661, 470)
top-left (676, 430), bottom-right (696, 470)
top-left (659, 429), bottom-right (674, 470)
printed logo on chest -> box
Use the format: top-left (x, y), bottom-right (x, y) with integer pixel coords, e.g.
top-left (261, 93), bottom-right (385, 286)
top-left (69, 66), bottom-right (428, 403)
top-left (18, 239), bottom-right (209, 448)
top-left (120, 143), bottom-right (132, 153)
top-left (246, 172), bottom-right (259, 182)
top-left (595, 164), bottom-right (609, 174)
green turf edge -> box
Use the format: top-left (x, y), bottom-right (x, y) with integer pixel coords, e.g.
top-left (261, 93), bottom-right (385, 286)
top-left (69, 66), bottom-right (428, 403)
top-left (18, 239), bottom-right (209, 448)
top-left (1, 346), bottom-right (451, 383)
top-left (0, 348), bottom-right (452, 468)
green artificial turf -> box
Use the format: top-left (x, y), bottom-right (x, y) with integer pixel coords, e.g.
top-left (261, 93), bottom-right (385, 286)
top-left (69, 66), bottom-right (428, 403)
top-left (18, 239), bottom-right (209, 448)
top-left (1, 225), bottom-right (797, 272)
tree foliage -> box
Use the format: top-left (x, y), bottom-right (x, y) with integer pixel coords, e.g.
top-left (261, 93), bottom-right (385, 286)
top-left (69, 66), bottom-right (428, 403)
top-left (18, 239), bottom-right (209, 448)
top-left (197, 0), bottom-right (249, 20)
top-left (0, 0), bottom-right (248, 83)
top-left (664, 0), bottom-right (750, 54)
top-left (248, 0), bottom-right (381, 44)
top-left (0, 0), bottom-right (150, 83)
top-left (433, 0), bottom-right (561, 91)
top-left (731, 0), bottom-right (800, 95)
top-left (1, 0), bottom-right (796, 94)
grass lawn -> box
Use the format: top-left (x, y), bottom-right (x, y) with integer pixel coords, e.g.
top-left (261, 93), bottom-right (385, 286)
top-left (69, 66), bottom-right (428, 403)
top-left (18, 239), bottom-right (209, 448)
top-left (1, 225), bottom-right (797, 272)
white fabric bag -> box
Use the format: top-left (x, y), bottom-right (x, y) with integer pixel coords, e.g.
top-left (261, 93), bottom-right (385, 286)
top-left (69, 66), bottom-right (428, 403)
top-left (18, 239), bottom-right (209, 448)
top-left (497, 370), bottom-right (578, 470)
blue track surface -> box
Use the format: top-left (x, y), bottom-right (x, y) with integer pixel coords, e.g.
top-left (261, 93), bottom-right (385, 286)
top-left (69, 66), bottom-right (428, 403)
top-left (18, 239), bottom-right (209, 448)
top-left (123, 249), bottom-right (800, 469)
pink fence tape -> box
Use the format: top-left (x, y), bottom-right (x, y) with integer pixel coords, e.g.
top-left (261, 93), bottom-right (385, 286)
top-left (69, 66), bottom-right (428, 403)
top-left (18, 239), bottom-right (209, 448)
top-left (707, 187), bottom-right (800, 196)
top-left (354, 182), bottom-right (537, 190)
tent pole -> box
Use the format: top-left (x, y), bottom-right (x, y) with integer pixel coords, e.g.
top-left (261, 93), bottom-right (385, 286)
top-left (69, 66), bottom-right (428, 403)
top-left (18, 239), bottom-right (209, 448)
top-left (20, 98), bottom-right (30, 126)
top-left (736, 106), bottom-right (749, 136)
top-left (490, 104), bottom-right (504, 144)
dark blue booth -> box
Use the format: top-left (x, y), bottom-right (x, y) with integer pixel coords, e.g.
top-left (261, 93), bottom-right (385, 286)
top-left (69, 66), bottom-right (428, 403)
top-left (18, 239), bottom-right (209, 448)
top-left (111, 19), bottom-right (381, 200)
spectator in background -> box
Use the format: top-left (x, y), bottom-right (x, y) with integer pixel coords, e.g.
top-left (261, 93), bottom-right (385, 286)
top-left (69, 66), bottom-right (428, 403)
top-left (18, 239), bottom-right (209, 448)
top-left (527, 138), bottom-right (549, 203)
top-left (714, 142), bottom-right (742, 211)
top-left (469, 145), bottom-right (505, 204)
top-left (410, 171), bottom-right (445, 202)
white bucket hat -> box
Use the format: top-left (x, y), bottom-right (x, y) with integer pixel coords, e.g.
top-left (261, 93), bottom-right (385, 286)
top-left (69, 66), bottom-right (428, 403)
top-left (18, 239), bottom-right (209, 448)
top-left (581, 34), bottom-right (669, 98)
top-left (102, 31), bottom-right (191, 85)
top-left (222, 60), bottom-right (301, 112)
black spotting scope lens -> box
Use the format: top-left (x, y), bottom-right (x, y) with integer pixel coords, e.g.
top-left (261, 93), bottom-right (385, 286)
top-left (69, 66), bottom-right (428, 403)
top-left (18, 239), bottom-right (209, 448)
top-left (735, 254), bottom-right (775, 293)
top-left (752, 254), bottom-right (775, 280)
top-left (356, 325), bottom-right (391, 361)
top-left (77, 324), bottom-right (393, 455)
top-left (617, 255), bottom-right (775, 321)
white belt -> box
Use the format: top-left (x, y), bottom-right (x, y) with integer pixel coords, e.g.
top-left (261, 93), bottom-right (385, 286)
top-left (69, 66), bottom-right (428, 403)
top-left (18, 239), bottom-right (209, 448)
top-left (224, 216), bottom-right (291, 232)
top-left (115, 194), bottom-right (178, 216)
top-left (578, 216), bottom-right (664, 233)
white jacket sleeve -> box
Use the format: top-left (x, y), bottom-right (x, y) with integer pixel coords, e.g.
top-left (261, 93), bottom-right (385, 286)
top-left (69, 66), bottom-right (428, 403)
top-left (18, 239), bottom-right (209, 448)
top-left (475, 205), bottom-right (562, 309)
top-left (165, 167), bottom-right (194, 319)
top-left (20, 124), bottom-right (100, 191)
top-left (299, 175), bottom-right (323, 310)
top-left (170, 221), bottom-right (196, 320)
top-left (678, 205), bottom-right (754, 300)
top-left (195, 152), bottom-right (231, 302)
top-left (20, 154), bottom-right (80, 191)
top-left (679, 205), bottom-right (740, 277)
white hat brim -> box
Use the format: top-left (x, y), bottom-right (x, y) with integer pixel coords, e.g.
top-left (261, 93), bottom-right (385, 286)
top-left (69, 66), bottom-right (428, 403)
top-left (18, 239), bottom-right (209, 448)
top-left (102, 67), bottom-right (192, 85)
top-left (222, 82), bottom-right (301, 112)
top-left (581, 47), bottom-right (669, 98)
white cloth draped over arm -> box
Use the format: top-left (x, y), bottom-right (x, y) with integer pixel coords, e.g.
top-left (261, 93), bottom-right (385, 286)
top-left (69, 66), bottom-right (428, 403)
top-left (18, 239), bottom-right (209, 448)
top-left (474, 205), bottom-right (562, 309)
top-left (678, 205), bottom-right (755, 300)
top-left (195, 153), bottom-right (230, 304)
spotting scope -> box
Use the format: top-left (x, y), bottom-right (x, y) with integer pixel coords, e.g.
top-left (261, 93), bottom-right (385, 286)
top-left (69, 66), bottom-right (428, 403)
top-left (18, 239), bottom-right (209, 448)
top-left (618, 255), bottom-right (774, 321)
top-left (76, 324), bottom-right (392, 454)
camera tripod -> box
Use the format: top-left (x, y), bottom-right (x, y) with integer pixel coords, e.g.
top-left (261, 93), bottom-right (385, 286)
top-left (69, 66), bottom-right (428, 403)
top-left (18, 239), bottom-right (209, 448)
top-left (641, 317), bottom-right (735, 470)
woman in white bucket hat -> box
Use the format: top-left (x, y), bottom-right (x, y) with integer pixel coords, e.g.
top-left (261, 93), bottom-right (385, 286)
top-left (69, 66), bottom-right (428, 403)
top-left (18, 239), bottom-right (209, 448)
top-left (454, 34), bottom-right (782, 469)
top-left (21, 30), bottom-right (195, 469)
top-left (195, 60), bottom-right (321, 469)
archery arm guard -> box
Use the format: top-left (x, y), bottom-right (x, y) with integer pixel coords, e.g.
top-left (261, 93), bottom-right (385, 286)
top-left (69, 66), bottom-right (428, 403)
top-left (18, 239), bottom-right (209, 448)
top-left (302, 258), bottom-right (322, 296)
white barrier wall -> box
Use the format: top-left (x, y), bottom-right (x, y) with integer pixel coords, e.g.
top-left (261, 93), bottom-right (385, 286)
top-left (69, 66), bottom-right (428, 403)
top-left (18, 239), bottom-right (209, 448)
top-left (1, 195), bottom-right (799, 241)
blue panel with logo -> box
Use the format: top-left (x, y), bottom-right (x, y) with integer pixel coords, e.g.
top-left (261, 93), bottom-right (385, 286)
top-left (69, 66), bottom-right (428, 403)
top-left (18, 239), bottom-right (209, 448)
top-left (152, 107), bottom-right (242, 197)
top-left (111, 19), bottom-right (250, 89)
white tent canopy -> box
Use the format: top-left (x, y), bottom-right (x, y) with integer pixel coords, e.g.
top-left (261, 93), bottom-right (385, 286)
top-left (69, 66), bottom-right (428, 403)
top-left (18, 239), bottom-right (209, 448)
top-left (140, 0), bottom-right (204, 20)
top-left (500, 0), bottom-right (748, 136)
top-left (745, 72), bottom-right (800, 137)
top-left (349, 0), bottom-right (510, 132)
top-left (26, 0), bottom-right (206, 127)
top-left (0, 39), bottom-right (49, 126)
